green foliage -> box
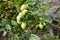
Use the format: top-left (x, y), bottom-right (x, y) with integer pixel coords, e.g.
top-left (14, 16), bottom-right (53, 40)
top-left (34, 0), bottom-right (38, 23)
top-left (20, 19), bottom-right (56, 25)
top-left (0, 0), bottom-right (60, 40)
top-left (29, 34), bottom-right (40, 40)
top-left (54, 7), bottom-right (60, 13)
top-left (44, 35), bottom-right (49, 40)
top-left (0, 2), bottom-right (4, 11)
top-left (3, 0), bottom-right (7, 1)
top-left (13, 0), bottom-right (22, 6)
top-left (56, 18), bottom-right (60, 21)
top-left (25, 0), bottom-right (37, 6)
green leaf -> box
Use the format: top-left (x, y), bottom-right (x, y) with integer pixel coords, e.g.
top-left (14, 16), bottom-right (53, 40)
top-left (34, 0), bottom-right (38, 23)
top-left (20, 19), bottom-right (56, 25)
top-left (3, 0), bottom-right (7, 1)
top-left (49, 30), bottom-right (55, 40)
top-left (13, 0), bottom-right (17, 3)
top-left (26, 1), bottom-right (36, 6)
top-left (25, 0), bottom-right (37, 6)
top-left (54, 7), bottom-right (60, 13)
top-left (6, 24), bottom-right (11, 30)
top-left (21, 30), bottom-right (30, 40)
top-left (29, 34), bottom-right (40, 40)
top-left (41, 4), bottom-right (50, 11)
top-left (11, 20), bottom-right (17, 26)
top-left (56, 18), bottom-right (60, 21)
top-left (44, 35), bottom-right (49, 40)
top-left (0, 2), bottom-right (3, 11)
top-left (17, 0), bottom-right (22, 6)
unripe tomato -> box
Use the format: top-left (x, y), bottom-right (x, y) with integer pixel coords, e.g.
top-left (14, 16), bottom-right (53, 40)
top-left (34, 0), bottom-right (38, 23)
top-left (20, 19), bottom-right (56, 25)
top-left (21, 4), bottom-right (29, 11)
top-left (35, 25), bottom-right (39, 29)
top-left (22, 10), bottom-right (28, 15)
top-left (19, 12), bottom-right (24, 16)
top-left (17, 20), bottom-right (22, 24)
top-left (17, 14), bottom-right (23, 21)
top-left (39, 23), bottom-right (44, 29)
top-left (16, 14), bottom-right (23, 24)
top-left (21, 22), bottom-right (26, 30)
top-left (43, 22), bottom-right (46, 26)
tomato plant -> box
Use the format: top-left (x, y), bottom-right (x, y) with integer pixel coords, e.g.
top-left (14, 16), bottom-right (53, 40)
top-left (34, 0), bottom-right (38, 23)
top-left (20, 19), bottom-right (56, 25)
top-left (0, 0), bottom-right (60, 40)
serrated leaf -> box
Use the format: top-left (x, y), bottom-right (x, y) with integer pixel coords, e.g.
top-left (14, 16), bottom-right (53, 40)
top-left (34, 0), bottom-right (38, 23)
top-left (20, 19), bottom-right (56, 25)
top-left (0, 28), bottom-right (5, 32)
top-left (29, 34), bottom-right (40, 40)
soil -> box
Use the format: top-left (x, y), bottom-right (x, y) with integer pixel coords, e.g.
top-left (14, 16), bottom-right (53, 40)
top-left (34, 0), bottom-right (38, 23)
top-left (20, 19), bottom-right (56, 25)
top-left (45, 0), bottom-right (60, 18)
top-left (0, 32), bottom-right (8, 40)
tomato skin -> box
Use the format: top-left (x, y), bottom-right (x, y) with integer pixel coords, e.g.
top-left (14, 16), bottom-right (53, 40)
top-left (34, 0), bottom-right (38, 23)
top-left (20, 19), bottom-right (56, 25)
top-left (17, 19), bottom-right (22, 24)
top-left (16, 13), bottom-right (23, 24)
top-left (21, 22), bottom-right (26, 30)
top-left (19, 10), bottom-right (28, 16)
top-left (43, 22), bottom-right (46, 26)
top-left (21, 10), bottom-right (28, 16)
top-left (19, 12), bottom-right (24, 16)
top-left (17, 4), bottom-right (28, 25)
top-left (39, 23), bottom-right (44, 29)
top-left (21, 4), bottom-right (29, 11)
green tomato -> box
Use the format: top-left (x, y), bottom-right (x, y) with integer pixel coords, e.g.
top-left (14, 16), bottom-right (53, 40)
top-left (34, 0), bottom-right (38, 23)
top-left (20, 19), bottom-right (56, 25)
top-left (19, 12), bottom-right (24, 16)
top-left (21, 22), bottom-right (26, 29)
top-left (22, 10), bottom-right (28, 15)
top-left (39, 23), bottom-right (44, 29)
top-left (19, 10), bottom-right (28, 16)
top-left (17, 17), bottom-right (22, 24)
top-left (35, 25), bottom-right (39, 29)
top-left (43, 22), bottom-right (46, 26)
top-left (16, 14), bottom-right (23, 24)
top-left (17, 20), bottom-right (22, 24)
top-left (21, 4), bottom-right (29, 11)
top-left (17, 15), bottom-right (21, 21)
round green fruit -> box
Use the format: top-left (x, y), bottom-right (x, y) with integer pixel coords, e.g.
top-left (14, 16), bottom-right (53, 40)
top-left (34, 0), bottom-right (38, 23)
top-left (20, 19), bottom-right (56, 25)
top-left (19, 12), bottom-right (24, 16)
top-left (22, 10), bottom-right (28, 15)
top-left (21, 4), bottom-right (29, 11)
top-left (43, 22), bottom-right (46, 26)
top-left (17, 20), bottom-right (22, 24)
top-left (21, 22), bottom-right (26, 29)
top-left (39, 23), bottom-right (44, 29)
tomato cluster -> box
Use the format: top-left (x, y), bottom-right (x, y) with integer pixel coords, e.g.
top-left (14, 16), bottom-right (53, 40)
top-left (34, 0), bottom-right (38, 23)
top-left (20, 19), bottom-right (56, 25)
top-left (17, 4), bottom-right (29, 29)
